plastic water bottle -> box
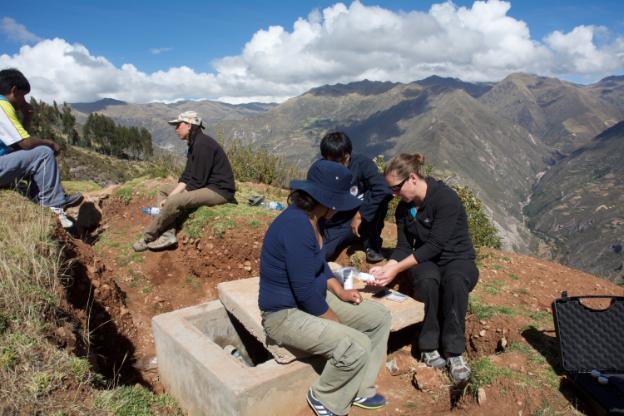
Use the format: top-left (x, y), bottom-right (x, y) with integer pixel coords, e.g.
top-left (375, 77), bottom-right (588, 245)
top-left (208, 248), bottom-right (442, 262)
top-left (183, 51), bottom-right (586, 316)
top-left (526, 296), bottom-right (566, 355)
top-left (140, 207), bottom-right (160, 216)
top-left (261, 201), bottom-right (285, 210)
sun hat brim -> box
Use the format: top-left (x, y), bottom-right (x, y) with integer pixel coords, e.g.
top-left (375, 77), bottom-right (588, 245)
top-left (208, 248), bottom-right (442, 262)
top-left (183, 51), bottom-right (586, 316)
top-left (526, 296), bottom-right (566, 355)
top-left (290, 179), bottom-right (362, 211)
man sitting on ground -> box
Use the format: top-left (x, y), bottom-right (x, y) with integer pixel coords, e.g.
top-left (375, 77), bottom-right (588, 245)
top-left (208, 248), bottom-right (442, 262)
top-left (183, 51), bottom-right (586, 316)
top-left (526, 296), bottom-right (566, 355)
top-left (319, 131), bottom-right (392, 263)
top-left (0, 68), bottom-right (82, 228)
top-left (133, 111), bottom-right (236, 251)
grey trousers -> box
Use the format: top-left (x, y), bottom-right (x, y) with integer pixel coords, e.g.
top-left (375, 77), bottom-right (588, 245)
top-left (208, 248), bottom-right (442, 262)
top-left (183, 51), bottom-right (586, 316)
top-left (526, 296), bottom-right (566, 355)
top-left (262, 291), bottom-right (391, 415)
top-left (144, 183), bottom-right (228, 240)
top-left (0, 146), bottom-right (65, 207)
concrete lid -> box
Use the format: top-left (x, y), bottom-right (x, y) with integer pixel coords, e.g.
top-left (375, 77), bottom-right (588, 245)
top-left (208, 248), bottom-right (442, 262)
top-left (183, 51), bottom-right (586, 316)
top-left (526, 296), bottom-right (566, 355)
top-left (217, 276), bottom-right (424, 364)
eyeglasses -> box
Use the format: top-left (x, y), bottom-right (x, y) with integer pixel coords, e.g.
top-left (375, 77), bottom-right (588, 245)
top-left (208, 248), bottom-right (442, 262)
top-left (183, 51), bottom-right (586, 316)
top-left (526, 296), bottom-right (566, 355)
top-left (389, 176), bottom-right (408, 193)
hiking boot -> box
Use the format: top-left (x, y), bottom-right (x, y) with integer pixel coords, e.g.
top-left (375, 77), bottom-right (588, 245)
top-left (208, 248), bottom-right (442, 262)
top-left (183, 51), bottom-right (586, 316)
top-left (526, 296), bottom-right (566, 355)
top-left (420, 350), bottom-right (446, 368)
top-left (447, 355), bottom-right (471, 384)
top-left (147, 229), bottom-right (177, 250)
top-left (365, 248), bottom-right (384, 263)
top-left (306, 388), bottom-right (339, 416)
top-left (132, 237), bottom-right (150, 252)
top-left (50, 207), bottom-right (74, 229)
top-left (352, 393), bottom-right (386, 409)
top-left (61, 193), bottom-right (83, 208)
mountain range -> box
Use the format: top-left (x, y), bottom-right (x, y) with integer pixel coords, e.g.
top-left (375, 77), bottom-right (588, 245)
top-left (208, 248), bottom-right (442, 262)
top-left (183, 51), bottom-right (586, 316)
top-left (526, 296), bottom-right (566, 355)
top-left (69, 73), bottom-right (624, 281)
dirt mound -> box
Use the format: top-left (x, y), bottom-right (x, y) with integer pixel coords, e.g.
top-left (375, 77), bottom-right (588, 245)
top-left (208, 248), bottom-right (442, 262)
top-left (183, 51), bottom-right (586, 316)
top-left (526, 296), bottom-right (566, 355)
top-left (59, 183), bottom-right (624, 414)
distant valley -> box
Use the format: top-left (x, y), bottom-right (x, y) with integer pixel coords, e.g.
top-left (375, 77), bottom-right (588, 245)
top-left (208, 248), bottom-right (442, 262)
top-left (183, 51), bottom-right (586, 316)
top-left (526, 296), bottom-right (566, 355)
top-left (70, 73), bottom-right (624, 282)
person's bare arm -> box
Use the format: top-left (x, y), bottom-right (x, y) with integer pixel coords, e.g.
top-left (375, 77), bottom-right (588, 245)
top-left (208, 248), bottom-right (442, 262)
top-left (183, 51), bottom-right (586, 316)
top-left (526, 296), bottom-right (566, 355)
top-left (15, 137), bottom-right (60, 154)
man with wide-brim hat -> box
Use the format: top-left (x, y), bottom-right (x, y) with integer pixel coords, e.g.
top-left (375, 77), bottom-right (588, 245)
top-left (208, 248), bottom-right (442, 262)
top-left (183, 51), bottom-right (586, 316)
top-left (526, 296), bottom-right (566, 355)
top-left (259, 159), bottom-right (391, 416)
top-left (132, 110), bottom-right (236, 251)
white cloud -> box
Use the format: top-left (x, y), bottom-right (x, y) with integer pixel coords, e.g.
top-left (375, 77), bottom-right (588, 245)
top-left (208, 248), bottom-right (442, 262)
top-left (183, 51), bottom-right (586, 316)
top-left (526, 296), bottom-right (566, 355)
top-left (1, 17), bottom-right (42, 44)
top-left (1, 2), bottom-right (623, 104)
top-left (149, 47), bottom-right (172, 55)
top-left (545, 25), bottom-right (622, 74)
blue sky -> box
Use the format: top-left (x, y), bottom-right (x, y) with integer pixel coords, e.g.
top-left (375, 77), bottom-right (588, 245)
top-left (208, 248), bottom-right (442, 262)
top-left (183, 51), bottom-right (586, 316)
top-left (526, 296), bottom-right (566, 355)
top-left (1, 0), bottom-right (623, 103)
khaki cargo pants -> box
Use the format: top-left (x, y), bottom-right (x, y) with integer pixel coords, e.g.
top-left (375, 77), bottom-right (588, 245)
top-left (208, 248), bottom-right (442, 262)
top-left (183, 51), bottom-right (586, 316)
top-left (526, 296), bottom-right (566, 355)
top-left (262, 291), bottom-right (391, 415)
top-left (144, 183), bottom-right (227, 241)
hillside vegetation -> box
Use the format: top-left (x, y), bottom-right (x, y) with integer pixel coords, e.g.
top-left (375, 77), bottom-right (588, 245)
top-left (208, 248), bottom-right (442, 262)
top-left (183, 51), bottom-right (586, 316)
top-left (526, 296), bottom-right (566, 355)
top-left (0, 191), bottom-right (181, 415)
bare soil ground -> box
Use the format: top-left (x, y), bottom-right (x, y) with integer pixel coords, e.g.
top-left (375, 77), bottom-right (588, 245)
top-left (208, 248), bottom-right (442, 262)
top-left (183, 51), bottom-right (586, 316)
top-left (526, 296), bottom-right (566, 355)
top-left (61, 182), bottom-right (624, 415)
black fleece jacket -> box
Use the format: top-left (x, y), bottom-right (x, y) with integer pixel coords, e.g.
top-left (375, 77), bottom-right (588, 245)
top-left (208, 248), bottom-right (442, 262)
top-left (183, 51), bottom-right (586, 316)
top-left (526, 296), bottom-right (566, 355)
top-left (390, 177), bottom-right (475, 265)
top-left (179, 131), bottom-right (235, 200)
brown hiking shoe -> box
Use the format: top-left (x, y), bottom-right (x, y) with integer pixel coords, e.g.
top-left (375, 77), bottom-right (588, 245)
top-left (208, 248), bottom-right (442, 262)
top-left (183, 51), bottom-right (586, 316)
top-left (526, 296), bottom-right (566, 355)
top-left (147, 229), bottom-right (177, 250)
top-left (132, 237), bottom-right (150, 252)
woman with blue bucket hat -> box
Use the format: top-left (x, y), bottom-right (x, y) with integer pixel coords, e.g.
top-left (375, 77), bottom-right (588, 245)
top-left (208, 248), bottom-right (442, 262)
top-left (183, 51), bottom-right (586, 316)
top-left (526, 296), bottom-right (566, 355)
top-left (259, 159), bottom-right (391, 416)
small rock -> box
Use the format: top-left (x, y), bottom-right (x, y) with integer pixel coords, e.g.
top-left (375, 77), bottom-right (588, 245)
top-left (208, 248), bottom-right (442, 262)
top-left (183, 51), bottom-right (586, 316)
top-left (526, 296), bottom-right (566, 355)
top-left (385, 350), bottom-right (415, 376)
top-left (499, 336), bottom-right (508, 350)
top-left (100, 284), bottom-right (111, 298)
top-left (244, 260), bottom-right (252, 267)
top-left (244, 266), bottom-right (252, 272)
top-left (477, 387), bottom-right (487, 404)
top-left (496, 328), bottom-right (502, 333)
top-left (133, 355), bottom-right (158, 371)
top-left (479, 320), bottom-right (486, 325)
top-left (412, 366), bottom-right (443, 391)
top-left (479, 330), bottom-right (487, 337)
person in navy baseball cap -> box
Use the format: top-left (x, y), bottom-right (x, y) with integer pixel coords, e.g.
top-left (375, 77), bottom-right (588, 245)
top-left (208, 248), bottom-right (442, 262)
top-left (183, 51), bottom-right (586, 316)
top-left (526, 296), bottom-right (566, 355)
top-left (259, 158), bottom-right (390, 416)
top-left (289, 159), bottom-right (362, 212)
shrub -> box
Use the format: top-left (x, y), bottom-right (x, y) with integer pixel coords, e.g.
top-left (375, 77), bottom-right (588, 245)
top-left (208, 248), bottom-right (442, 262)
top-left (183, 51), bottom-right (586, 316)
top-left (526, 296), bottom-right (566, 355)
top-left (224, 139), bottom-right (303, 187)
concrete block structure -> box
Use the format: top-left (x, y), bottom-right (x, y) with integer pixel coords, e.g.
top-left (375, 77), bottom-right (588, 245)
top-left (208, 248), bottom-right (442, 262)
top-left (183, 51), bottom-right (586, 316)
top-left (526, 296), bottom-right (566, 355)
top-left (153, 301), bottom-right (318, 416)
top-left (153, 277), bottom-right (425, 415)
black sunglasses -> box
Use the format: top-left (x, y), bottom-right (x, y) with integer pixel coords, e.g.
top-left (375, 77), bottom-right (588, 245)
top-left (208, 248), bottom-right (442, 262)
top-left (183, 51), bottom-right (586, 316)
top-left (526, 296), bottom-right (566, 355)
top-left (389, 176), bottom-right (408, 193)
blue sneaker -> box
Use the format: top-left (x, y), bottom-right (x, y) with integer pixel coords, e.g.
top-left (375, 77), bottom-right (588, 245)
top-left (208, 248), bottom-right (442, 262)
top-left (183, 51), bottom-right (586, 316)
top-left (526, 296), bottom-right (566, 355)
top-left (352, 393), bottom-right (386, 409)
top-left (307, 388), bottom-right (338, 416)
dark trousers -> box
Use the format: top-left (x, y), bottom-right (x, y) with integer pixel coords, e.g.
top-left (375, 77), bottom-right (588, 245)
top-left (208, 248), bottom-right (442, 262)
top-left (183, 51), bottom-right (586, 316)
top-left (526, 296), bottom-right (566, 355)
top-left (405, 259), bottom-right (479, 355)
top-left (323, 202), bottom-right (389, 261)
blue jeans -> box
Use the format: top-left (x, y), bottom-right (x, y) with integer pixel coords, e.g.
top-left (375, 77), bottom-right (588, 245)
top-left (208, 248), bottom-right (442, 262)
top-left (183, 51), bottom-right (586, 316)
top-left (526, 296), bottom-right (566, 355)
top-left (0, 146), bottom-right (66, 207)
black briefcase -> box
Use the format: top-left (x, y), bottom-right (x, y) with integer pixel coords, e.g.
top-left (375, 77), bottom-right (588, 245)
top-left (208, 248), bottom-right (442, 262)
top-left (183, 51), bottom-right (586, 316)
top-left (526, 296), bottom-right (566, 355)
top-left (552, 292), bottom-right (624, 415)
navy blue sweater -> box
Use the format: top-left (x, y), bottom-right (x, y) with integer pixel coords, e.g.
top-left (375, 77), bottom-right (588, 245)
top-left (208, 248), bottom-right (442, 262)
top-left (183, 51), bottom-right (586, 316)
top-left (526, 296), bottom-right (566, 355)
top-left (259, 206), bottom-right (332, 316)
top-left (390, 177), bottom-right (475, 265)
top-left (323, 153), bottom-right (392, 227)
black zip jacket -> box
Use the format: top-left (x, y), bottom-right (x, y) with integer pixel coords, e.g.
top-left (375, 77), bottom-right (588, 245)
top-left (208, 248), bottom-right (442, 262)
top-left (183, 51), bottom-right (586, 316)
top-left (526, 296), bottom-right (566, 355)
top-left (179, 131), bottom-right (235, 200)
top-left (390, 177), bottom-right (475, 265)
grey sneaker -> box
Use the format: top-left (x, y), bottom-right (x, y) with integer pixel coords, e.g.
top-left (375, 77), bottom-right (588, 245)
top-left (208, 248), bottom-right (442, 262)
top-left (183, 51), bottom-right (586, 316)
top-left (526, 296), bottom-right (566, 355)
top-left (447, 355), bottom-right (471, 384)
top-left (147, 229), bottom-right (177, 250)
top-left (50, 207), bottom-right (74, 229)
top-left (132, 237), bottom-right (149, 252)
top-left (420, 350), bottom-right (446, 368)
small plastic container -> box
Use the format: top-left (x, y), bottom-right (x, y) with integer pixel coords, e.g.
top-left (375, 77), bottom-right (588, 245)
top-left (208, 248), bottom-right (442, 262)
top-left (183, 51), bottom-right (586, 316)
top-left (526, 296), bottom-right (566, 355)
top-left (261, 201), bottom-right (285, 211)
top-left (140, 207), bottom-right (160, 216)
top-left (333, 267), bottom-right (356, 289)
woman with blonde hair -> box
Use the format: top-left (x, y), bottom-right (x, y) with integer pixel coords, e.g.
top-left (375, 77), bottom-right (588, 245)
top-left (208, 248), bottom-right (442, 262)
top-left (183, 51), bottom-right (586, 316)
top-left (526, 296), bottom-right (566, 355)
top-left (370, 153), bottom-right (478, 384)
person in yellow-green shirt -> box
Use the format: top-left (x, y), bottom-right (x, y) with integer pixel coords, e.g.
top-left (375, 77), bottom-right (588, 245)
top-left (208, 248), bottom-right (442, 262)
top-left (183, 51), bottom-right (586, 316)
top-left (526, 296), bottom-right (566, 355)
top-left (0, 68), bottom-right (82, 227)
